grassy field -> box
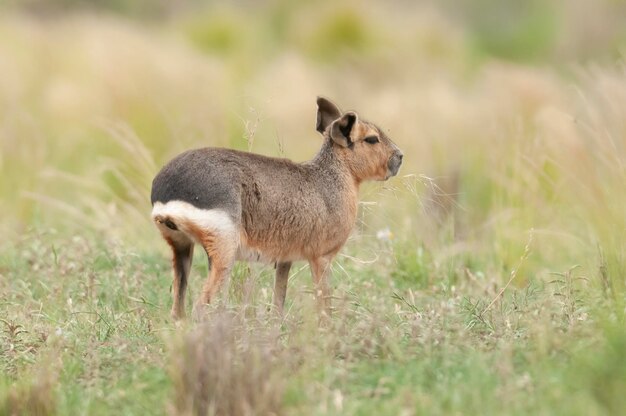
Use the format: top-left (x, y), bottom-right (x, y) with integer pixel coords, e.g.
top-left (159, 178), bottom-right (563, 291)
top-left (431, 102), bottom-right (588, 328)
top-left (1, 1), bottom-right (626, 415)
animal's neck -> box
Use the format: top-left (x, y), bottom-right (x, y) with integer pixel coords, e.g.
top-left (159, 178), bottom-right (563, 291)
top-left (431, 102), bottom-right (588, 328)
top-left (308, 139), bottom-right (360, 231)
top-left (310, 138), bottom-right (360, 189)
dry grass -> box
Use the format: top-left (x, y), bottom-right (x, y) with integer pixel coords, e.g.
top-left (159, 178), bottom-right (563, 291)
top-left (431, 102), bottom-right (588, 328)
top-left (169, 311), bottom-right (285, 416)
top-left (1, 364), bottom-right (58, 416)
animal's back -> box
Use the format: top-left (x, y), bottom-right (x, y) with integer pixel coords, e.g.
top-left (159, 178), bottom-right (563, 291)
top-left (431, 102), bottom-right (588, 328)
top-left (151, 148), bottom-right (243, 215)
top-left (151, 147), bottom-right (317, 216)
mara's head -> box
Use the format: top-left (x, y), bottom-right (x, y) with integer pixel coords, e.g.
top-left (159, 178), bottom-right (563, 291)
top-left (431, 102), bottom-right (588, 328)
top-left (316, 97), bottom-right (403, 183)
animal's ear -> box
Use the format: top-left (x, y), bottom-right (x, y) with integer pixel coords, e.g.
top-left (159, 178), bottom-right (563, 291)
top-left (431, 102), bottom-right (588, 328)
top-left (316, 96), bottom-right (342, 134)
top-left (329, 111), bottom-right (358, 147)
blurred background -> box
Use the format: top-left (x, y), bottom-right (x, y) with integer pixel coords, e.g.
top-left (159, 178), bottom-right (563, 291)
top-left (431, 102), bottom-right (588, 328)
top-left (1, 0), bottom-right (625, 287)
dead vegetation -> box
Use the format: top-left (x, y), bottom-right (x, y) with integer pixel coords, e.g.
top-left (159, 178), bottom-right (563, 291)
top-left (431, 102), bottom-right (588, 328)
top-left (168, 310), bottom-right (286, 416)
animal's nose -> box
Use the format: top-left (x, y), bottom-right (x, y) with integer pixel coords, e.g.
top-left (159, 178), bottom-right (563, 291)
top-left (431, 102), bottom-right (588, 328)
top-left (397, 152), bottom-right (403, 161)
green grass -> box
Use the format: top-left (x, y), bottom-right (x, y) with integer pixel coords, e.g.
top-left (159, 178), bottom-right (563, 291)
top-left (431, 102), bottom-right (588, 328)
top-left (1, 2), bottom-right (626, 415)
top-left (0, 230), bottom-right (623, 415)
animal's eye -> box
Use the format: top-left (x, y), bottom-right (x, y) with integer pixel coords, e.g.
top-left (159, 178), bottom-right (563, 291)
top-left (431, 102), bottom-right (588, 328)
top-left (364, 136), bottom-right (379, 144)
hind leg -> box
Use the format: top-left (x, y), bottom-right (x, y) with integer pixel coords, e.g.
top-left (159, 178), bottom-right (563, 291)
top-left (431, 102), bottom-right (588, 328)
top-left (191, 229), bottom-right (238, 320)
top-left (152, 202), bottom-right (241, 320)
top-left (166, 238), bottom-right (194, 320)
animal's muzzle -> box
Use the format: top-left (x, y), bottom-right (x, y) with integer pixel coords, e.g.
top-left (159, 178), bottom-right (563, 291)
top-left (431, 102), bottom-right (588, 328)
top-left (387, 151), bottom-right (403, 177)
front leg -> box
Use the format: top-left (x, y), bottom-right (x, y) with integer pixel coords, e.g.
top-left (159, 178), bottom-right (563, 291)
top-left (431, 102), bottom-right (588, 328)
top-left (273, 262), bottom-right (292, 314)
top-left (309, 256), bottom-right (333, 316)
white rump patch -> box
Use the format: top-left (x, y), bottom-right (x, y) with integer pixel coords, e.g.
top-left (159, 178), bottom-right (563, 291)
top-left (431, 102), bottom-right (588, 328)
top-left (152, 201), bottom-right (237, 241)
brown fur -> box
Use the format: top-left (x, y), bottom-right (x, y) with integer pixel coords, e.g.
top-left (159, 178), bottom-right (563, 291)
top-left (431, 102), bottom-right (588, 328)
top-left (151, 97), bottom-right (403, 319)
